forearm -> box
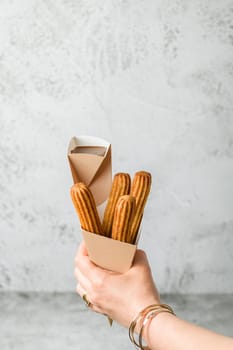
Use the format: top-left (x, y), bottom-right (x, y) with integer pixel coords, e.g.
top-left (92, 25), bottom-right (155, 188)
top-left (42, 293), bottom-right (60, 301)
top-left (143, 312), bottom-right (233, 350)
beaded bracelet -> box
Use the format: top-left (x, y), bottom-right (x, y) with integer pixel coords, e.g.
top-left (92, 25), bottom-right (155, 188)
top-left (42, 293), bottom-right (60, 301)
top-left (129, 304), bottom-right (175, 350)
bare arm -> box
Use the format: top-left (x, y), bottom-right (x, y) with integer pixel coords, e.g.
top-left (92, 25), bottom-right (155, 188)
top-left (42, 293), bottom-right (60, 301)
top-left (144, 312), bottom-right (233, 350)
top-left (74, 242), bottom-right (233, 350)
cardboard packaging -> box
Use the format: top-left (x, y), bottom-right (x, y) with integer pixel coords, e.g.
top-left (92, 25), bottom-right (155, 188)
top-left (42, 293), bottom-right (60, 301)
top-left (68, 135), bottom-right (112, 217)
top-left (81, 229), bottom-right (137, 273)
top-left (68, 135), bottom-right (138, 273)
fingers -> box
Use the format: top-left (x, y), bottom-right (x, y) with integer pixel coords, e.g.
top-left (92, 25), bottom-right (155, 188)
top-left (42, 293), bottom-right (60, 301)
top-left (74, 241), bottom-right (112, 307)
top-left (76, 283), bottom-right (86, 298)
top-left (74, 242), bottom-right (96, 277)
top-left (75, 242), bottom-right (111, 285)
top-left (76, 283), bottom-right (103, 314)
top-left (74, 267), bottom-right (92, 292)
top-left (76, 240), bottom-right (88, 258)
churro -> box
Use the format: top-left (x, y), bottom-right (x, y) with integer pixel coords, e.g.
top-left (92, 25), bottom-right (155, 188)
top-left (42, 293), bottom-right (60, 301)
top-left (70, 182), bottom-right (103, 235)
top-left (130, 171), bottom-right (152, 243)
top-left (111, 195), bottom-right (136, 242)
top-left (102, 173), bottom-right (131, 237)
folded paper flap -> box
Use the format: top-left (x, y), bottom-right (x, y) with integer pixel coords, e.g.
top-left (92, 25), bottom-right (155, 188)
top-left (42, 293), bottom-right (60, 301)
top-left (88, 144), bottom-right (111, 187)
top-left (67, 136), bottom-right (112, 206)
top-left (68, 153), bottom-right (104, 186)
top-left (82, 229), bottom-right (137, 273)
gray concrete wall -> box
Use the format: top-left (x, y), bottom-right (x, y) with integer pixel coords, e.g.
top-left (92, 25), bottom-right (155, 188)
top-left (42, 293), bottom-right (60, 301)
top-left (0, 0), bottom-right (232, 293)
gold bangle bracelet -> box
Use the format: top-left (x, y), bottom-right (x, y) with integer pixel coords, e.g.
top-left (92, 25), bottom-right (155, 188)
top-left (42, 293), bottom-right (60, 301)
top-left (138, 309), bottom-right (174, 349)
top-left (129, 305), bottom-right (162, 347)
top-left (129, 304), bottom-right (175, 350)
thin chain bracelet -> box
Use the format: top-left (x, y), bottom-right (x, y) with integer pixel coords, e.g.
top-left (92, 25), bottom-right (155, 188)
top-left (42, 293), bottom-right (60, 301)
top-left (129, 304), bottom-right (175, 350)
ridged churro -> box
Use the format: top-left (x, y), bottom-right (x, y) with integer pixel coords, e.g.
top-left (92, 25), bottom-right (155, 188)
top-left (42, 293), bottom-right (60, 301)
top-left (70, 182), bottom-right (103, 235)
top-left (111, 195), bottom-right (136, 242)
top-left (130, 171), bottom-right (152, 243)
top-left (102, 173), bottom-right (131, 237)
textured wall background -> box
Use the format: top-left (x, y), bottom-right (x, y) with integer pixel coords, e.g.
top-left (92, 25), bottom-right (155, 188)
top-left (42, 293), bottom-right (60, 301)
top-left (0, 0), bottom-right (233, 293)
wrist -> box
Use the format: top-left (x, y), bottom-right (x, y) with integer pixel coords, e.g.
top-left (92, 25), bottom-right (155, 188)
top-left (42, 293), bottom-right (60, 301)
top-left (129, 304), bottom-right (175, 349)
top-left (143, 311), bottom-right (176, 348)
top-left (133, 299), bottom-right (161, 333)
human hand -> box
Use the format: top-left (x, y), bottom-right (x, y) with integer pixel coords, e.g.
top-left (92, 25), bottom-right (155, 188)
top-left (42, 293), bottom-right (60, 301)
top-left (74, 241), bottom-right (160, 328)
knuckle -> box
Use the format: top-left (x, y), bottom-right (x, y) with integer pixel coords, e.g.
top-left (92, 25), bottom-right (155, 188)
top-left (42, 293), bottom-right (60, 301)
top-left (92, 273), bottom-right (107, 290)
top-left (74, 254), bottom-right (79, 265)
top-left (75, 283), bottom-right (81, 295)
top-left (74, 267), bottom-right (79, 279)
top-left (75, 257), bottom-right (86, 271)
top-left (92, 277), bottom-right (102, 289)
top-left (90, 291), bottom-right (100, 305)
